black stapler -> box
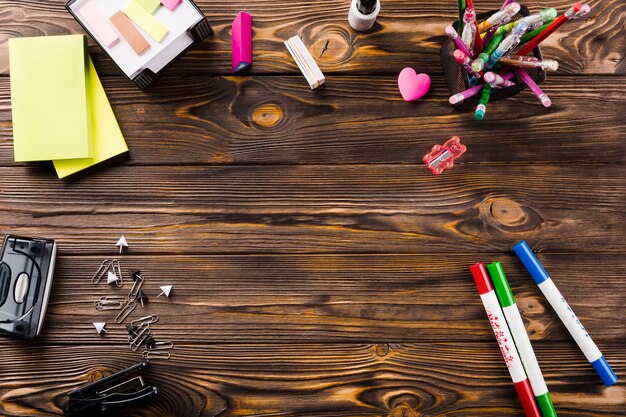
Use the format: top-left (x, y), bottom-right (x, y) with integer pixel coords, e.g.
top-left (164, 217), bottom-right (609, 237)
top-left (0, 235), bottom-right (57, 339)
top-left (63, 361), bottom-right (158, 416)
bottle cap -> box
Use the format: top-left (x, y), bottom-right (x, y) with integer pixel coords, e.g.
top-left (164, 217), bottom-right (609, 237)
top-left (512, 240), bottom-right (550, 285)
top-left (487, 262), bottom-right (516, 308)
top-left (591, 356), bottom-right (619, 386)
top-left (535, 392), bottom-right (557, 417)
top-left (513, 380), bottom-right (542, 416)
top-left (470, 263), bottom-right (493, 295)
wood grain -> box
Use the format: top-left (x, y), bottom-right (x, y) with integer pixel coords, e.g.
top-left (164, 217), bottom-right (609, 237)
top-left (0, 1), bottom-right (624, 416)
top-left (0, 164), bottom-right (623, 255)
top-left (0, 0), bottom-right (623, 76)
top-left (30, 253), bottom-right (626, 343)
top-left (1, 75), bottom-right (624, 166)
top-left (0, 342), bottom-right (623, 417)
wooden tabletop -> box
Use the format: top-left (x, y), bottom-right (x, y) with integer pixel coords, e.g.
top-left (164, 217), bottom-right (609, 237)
top-left (0, 0), bottom-right (625, 416)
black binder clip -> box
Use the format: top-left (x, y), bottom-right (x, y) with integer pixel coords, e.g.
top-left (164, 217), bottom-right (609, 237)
top-left (63, 361), bottom-right (158, 416)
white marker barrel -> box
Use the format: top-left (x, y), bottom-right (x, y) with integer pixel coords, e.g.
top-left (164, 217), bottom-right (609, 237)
top-left (480, 292), bottom-right (528, 383)
top-left (513, 240), bottom-right (618, 386)
top-left (538, 279), bottom-right (601, 362)
top-left (502, 303), bottom-right (549, 395)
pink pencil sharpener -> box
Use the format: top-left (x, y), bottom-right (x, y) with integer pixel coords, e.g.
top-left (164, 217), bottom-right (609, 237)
top-left (423, 136), bottom-right (466, 175)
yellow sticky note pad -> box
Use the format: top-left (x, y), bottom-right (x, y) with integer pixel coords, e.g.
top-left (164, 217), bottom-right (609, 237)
top-left (123, 0), bottom-right (169, 42)
top-left (9, 35), bottom-right (92, 162)
top-left (53, 58), bottom-right (128, 179)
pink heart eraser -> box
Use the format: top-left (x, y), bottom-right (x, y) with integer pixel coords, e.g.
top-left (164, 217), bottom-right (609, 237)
top-left (398, 67), bottom-right (431, 102)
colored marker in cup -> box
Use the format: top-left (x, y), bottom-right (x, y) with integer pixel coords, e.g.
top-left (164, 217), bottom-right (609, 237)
top-left (470, 263), bottom-right (541, 417)
top-left (512, 241), bottom-right (618, 386)
top-left (515, 68), bottom-right (551, 107)
top-left (449, 72), bottom-right (514, 105)
top-left (474, 83), bottom-right (491, 120)
top-left (487, 262), bottom-right (557, 417)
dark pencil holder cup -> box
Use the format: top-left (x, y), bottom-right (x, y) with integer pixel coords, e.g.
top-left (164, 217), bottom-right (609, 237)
top-left (440, 5), bottom-right (546, 109)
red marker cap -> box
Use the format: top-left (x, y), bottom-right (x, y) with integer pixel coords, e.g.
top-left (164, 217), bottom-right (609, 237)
top-left (513, 380), bottom-right (542, 417)
top-left (572, 3), bottom-right (583, 12)
top-left (470, 263), bottom-right (493, 295)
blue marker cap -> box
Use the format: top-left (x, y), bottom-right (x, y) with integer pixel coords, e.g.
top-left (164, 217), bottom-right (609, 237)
top-left (512, 240), bottom-right (550, 285)
top-left (591, 356), bottom-right (619, 386)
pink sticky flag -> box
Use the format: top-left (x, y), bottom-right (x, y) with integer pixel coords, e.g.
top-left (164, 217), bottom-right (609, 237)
top-left (160, 0), bottom-right (182, 11)
top-left (232, 11), bottom-right (252, 73)
top-left (78, 1), bottom-right (120, 48)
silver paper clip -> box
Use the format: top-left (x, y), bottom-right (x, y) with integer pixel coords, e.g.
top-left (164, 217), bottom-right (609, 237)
top-left (92, 260), bottom-right (113, 284)
top-left (115, 300), bottom-right (137, 324)
top-left (127, 275), bottom-right (144, 301)
top-left (147, 341), bottom-right (174, 350)
top-left (111, 259), bottom-right (123, 288)
top-left (94, 296), bottom-right (127, 311)
top-left (142, 350), bottom-right (171, 360)
top-left (131, 315), bottom-right (159, 327)
top-left (128, 325), bottom-right (150, 344)
top-left (130, 331), bottom-right (151, 351)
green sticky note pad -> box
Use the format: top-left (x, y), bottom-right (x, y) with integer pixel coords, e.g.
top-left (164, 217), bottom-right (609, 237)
top-left (9, 35), bottom-right (93, 162)
top-left (135, 0), bottom-right (161, 14)
top-left (53, 57), bottom-right (128, 179)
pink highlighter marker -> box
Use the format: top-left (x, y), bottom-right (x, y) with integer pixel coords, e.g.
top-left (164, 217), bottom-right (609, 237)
top-left (515, 68), bottom-right (551, 107)
top-left (470, 263), bottom-right (541, 417)
top-left (232, 11), bottom-right (252, 73)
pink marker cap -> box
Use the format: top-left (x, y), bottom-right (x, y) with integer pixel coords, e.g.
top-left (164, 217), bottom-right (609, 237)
top-left (232, 11), bottom-right (252, 73)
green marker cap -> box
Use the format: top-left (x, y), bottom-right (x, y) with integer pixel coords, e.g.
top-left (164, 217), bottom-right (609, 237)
top-left (536, 392), bottom-right (558, 417)
top-left (486, 262), bottom-right (516, 308)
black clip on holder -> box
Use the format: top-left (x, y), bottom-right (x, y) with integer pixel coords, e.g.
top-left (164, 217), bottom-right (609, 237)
top-left (63, 361), bottom-right (158, 416)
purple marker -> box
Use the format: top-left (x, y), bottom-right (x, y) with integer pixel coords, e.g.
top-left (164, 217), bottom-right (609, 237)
top-left (445, 25), bottom-right (472, 58)
top-left (515, 68), bottom-right (551, 107)
top-left (500, 0), bottom-right (516, 10)
top-left (482, 26), bottom-right (498, 47)
top-left (449, 72), bottom-right (514, 104)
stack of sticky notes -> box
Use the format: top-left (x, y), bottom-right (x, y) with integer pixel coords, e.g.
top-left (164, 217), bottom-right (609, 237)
top-left (9, 35), bottom-right (128, 178)
top-left (284, 36), bottom-right (325, 89)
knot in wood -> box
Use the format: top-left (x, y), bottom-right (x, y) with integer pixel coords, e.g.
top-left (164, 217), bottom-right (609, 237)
top-left (389, 404), bottom-right (419, 417)
top-left (375, 343), bottom-right (390, 357)
top-left (89, 369), bottom-right (105, 382)
top-left (489, 198), bottom-right (526, 226)
top-left (480, 195), bottom-right (543, 232)
top-left (309, 26), bottom-right (352, 62)
top-left (518, 296), bottom-right (546, 316)
top-left (251, 103), bottom-right (283, 128)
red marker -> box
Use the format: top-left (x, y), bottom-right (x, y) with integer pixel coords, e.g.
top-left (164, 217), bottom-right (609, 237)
top-left (470, 263), bottom-right (541, 417)
top-left (515, 3), bottom-right (582, 57)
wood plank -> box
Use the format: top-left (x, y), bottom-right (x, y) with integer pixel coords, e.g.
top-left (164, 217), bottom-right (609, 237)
top-left (0, 75), bottom-right (625, 166)
top-left (22, 254), bottom-right (626, 342)
top-left (0, 342), bottom-right (623, 416)
top-left (0, 164), bottom-right (623, 255)
top-left (0, 0), bottom-right (623, 76)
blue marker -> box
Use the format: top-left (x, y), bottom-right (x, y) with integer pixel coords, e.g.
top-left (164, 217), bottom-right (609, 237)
top-left (513, 240), bottom-right (618, 386)
top-left (487, 21), bottom-right (527, 69)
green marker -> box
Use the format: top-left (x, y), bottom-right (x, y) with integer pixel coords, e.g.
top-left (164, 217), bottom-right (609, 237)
top-left (487, 262), bottom-right (558, 417)
top-left (471, 34), bottom-right (504, 73)
top-left (485, 33), bottom-right (505, 55)
top-left (474, 84), bottom-right (491, 121)
top-left (458, 0), bottom-right (467, 32)
top-left (520, 23), bottom-right (550, 44)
